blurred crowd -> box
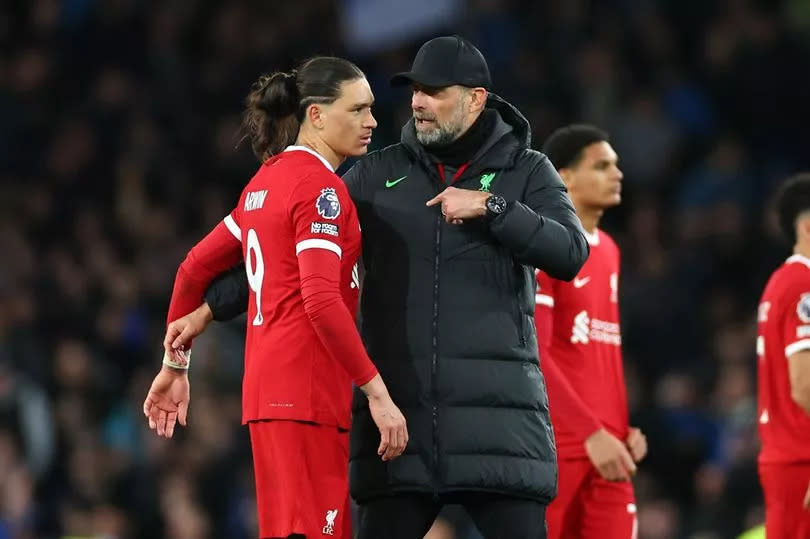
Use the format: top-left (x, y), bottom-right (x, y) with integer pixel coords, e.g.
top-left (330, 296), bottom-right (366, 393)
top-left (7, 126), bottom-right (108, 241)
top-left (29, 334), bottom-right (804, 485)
top-left (2, 0), bottom-right (810, 537)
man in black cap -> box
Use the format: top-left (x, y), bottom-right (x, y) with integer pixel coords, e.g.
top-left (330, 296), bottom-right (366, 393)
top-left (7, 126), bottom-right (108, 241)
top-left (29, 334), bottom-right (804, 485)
top-left (171, 36), bottom-right (588, 538)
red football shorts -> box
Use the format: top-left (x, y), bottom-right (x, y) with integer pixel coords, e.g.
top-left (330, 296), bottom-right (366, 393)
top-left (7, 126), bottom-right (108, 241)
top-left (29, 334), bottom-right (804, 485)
top-left (248, 420), bottom-right (351, 539)
top-left (547, 458), bottom-right (637, 539)
top-left (759, 462), bottom-right (810, 538)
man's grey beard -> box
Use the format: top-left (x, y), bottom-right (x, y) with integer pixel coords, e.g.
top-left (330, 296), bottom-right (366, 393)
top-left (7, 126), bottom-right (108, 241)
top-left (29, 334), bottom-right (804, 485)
top-left (414, 97), bottom-right (467, 148)
top-left (416, 122), bottom-right (464, 148)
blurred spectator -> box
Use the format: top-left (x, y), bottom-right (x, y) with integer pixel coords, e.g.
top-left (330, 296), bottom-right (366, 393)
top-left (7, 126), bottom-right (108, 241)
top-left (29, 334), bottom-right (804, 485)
top-left (4, 0), bottom-right (806, 536)
top-left (0, 358), bottom-right (54, 479)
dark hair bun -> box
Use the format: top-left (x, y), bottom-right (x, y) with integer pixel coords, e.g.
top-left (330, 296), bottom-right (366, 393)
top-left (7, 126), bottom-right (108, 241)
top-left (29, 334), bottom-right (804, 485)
top-left (257, 71), bottom-right (300, 118)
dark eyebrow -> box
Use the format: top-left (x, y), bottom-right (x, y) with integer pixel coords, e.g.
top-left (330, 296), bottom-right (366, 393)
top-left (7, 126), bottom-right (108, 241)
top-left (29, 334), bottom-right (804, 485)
top-left (413, 84), bottom-right (442, 95)
top-left (594, 157), bottom-right (618, 167)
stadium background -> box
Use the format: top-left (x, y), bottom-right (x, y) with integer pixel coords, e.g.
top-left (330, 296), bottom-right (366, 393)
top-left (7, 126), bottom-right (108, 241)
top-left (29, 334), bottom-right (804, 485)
top-left (2, 0), bottom-right (810, 537)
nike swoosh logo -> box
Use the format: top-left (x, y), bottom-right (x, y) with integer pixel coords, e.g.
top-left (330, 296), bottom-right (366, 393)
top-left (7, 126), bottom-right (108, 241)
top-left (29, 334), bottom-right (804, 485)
top-left (573, 276), bottom-right (591, 288)
top-left (385, 176), bottom-right (407, 188)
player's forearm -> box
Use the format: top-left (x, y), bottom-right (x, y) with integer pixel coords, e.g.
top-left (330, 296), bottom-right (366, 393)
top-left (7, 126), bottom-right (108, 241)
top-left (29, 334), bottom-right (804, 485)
top-left (166, 265), bottom-right (210, 324)
top-left (181, 221), bottom-right (244, 285)
top-left (168, 221), bottom-right (244, 324)
top-left (299, 252), bottom-right (378, 386)
top-left (358, 373), bottom-right (392, 401)
top-left (302, 283), bottom-right (378, 386)
top-left (541, 352), bottom-right (602, 440)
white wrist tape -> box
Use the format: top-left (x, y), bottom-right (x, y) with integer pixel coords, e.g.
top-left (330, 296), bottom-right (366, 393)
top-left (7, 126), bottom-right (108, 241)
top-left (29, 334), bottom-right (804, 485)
top-left (162, 349), bottom-right (191, 370)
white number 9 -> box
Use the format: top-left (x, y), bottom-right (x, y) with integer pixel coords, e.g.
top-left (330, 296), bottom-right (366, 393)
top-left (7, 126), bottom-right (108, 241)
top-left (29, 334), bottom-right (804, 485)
top-left (245, 228), bottom-right (264, 326)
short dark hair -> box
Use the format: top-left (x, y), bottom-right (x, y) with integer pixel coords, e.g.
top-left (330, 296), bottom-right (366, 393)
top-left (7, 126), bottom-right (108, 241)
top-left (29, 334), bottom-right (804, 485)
top-left (242, 56), bottom-right (365, 161)
top-left (541, 124), bottom-right (610, 170)
top-left (775, 173), bottom-right (810, 244)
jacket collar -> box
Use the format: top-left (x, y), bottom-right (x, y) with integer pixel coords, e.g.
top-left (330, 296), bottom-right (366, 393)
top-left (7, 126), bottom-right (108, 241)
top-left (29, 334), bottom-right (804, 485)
top-left (400, 92), bottom-right (531, 176)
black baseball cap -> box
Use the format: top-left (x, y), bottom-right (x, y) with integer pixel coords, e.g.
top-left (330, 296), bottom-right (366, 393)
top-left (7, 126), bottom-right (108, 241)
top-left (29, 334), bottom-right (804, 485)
top-left (391, 35), bottom-right (491, 89)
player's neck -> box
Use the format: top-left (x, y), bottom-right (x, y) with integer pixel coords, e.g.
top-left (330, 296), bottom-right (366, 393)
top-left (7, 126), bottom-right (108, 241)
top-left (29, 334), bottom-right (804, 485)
top-left (295, 135), bottom-right (345, 172)
top-left (576, 207), bottom-right (603, 235)
top-left (795, 241), bottom-right (810, 260)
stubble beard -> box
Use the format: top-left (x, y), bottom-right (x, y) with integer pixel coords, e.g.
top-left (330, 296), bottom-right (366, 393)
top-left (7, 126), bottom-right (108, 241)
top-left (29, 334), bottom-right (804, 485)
top-left (415, 99), bottom-right (467, 149)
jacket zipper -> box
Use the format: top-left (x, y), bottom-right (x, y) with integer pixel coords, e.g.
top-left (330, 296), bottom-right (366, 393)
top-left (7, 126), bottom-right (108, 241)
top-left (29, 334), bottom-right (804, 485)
top-left (431, 212), bottom-right (442, 499)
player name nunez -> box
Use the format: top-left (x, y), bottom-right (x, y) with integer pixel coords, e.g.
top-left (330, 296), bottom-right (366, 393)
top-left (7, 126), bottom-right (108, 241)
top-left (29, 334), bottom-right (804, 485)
top-left (244, 189), bottom-right (268, 212)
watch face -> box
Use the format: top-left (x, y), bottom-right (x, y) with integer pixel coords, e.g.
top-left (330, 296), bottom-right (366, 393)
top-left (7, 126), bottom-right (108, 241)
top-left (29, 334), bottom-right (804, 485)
top-left (488, 196), bottom-right (505, 213)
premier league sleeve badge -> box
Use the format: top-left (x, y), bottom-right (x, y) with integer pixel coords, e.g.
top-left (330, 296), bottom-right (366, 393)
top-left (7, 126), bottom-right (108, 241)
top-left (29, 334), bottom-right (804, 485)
top-left (316, 187), bottom-right (341, 220)
top-left (798, 293), bottom-right (810, 323)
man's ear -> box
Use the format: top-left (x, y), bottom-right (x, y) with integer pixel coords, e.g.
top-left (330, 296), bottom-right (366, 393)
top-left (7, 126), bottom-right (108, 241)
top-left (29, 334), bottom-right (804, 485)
top-left (306, 103), bottom-right (326, 129)
top-left (468, 88), bottom-right (487, 113)
top-left (558, 167), bottom-right (573, 188)
top-left (799, 213), bottom-right (810, 242)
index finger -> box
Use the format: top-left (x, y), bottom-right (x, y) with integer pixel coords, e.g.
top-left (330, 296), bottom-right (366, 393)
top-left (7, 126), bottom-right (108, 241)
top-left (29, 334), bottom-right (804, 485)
top-left (163, 324), bottom-right (181, 352)
top-left (622, 452), bottom-right (637, 476)
top-left (173, 329), bottom-right (193, 351)
top-left (426, 193), bottom-right (444, 207)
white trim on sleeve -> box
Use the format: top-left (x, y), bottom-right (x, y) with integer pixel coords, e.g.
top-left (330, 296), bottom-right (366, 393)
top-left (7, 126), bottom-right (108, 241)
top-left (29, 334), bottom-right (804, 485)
top-left (295, 238), bottom-right (342, 259)
top-left (223, 214), bottom-right (241, 240)
top-left (536, 294), bottom-right (555, 307)
top-left (786, 339), bottom-right (810, 357)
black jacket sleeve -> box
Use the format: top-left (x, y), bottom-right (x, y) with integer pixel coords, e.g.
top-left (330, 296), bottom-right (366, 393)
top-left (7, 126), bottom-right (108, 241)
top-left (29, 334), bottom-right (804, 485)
top-left (204, 263), bottom-right (249, 321)
top-left (489, 153), bottom-right (589, 281)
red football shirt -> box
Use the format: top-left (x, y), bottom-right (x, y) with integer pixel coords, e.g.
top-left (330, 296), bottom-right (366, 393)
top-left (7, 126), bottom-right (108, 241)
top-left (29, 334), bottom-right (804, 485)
top-left (757, 254), bottom-right (810, 464)
top-left (535, 229), bottom-right (629, 459)
top-left (230, 146), bottom-right (371, 429)
top-left (166, 146), bottom-right (375, 430)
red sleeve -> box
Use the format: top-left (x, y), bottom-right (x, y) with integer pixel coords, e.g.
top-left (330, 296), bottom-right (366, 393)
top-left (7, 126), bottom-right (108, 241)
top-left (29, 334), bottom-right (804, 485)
top-left (299, 248), bottom-right (378, 386)
top-left (166, 215), bottom-right (243, 345)
top-left (535, 270), bottom-right (602, 442)
top-left (535, 270), bottom-right (556, 352)
top-left (289, 171), bottom-right (351, 259)
top-left (784, 279), bottom-right (810, 358)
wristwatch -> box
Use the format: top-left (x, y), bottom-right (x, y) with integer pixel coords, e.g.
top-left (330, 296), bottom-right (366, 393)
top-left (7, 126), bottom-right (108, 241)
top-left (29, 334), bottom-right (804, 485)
top-left (485, 194), bottom-right (507, 220)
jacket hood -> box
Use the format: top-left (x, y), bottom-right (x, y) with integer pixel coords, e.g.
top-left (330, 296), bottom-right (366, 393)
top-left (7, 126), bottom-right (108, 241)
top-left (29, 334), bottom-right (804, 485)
top-left (484, 92), bottom-right (532, 148)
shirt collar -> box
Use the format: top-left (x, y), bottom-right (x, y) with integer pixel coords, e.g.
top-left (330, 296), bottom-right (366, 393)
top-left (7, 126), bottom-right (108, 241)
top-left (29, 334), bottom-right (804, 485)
top-left (284, 145), bottom-right (335, 173)
top-left (786, 254), bottom-right (810, 270)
